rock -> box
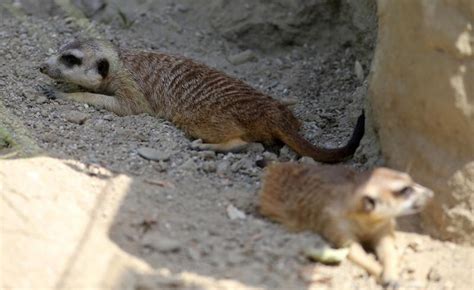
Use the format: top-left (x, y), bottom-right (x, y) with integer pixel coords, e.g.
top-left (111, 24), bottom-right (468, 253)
top-left (186, 247), bottom-right (201, 261)
top-left (262, 152), bottom-right (278, 161)
top-left (201, 161), bottom-right (216, 173)
top-left (231, 159), bottom-right (252, 173)
top-left (72, 0), bottom-right (106, 18)
top-left (180, 159), bottom-right (197, 171)
top-left (226, 204), bottom-right (246, 220)
top-left (246, 143), bottom-right (265, 153)
top-left (369, 0), bottom-right (474, 245)
top-left (299, 156), bottom-right (316, 164)
top-left (198, 150), bottom-right (216, 160)
top-left (64, 111), bottom-right (89, 125)
top-left (102, 114), bottom-right (114, 121)
top-left (279, 145), bottom-right (298, 161)
top-left (167, 17), bottom-right (183, 33)
top-left (35, 96), bottom-right (48, 104)
top-left (175, 4), bottom-right (189, 13)
top-left (216, 160), bottom-right (231, 176)
top-left (407, 238), bottom-right (422, 252)
top-left (354, 60), bottom-right (364, 82)
top-left (142, 233), bottom-right (181, 253)
top-left (427, 267), bottom-right (442, 282)
top-left (228, 50), bottom-right (257, 65)
top-left (137, 147), bottom-right (172, 161)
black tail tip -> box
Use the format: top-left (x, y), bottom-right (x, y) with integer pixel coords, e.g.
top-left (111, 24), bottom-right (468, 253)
top-left (355, 110), bottom-right (365, 133)
top-left (345, 110), bottom-right (365, 152)
top-left (358, 110), bottom-right (365, 124)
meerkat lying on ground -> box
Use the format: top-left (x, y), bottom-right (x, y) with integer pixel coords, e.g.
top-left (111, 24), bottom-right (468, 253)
top-left (39, 38), bottom-right (364, 163)
top-left (259, 162), bottom-right (433, 287)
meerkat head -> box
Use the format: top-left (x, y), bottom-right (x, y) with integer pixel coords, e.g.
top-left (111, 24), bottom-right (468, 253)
top-left (352, 168), bottom-right (433, 221)
top-left (39, 38), bottom-right (119, 91)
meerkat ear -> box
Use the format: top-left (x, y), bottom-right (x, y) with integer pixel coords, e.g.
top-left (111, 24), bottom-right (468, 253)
top-left (97, 58), bottom-right (109, 78)
top-left (362, 195), bottom-right (376, 212)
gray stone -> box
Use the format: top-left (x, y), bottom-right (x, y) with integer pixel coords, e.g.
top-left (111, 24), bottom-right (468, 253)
top-left (201, 161), bottom-right (216, 173)
top-left (246, 143), bottom-right (265, 153)
top-left (35, 96), bottom-right (48, 104)
top-left (64, 111), bottom-right (89, 125)
top-left (137, 147), bottom-right (172, 161)
top-left (226, 204), bottom-right (246, 220)
top-left (141, 233), bottom-right (181, 253)
top-left (216, 160), bottom-right (231, 176)
top-left (228, 49), bottom-right (257, 65)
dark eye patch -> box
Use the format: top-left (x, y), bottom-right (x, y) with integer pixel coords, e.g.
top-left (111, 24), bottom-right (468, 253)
top-left (60, 54), bottom-right (82, 67)
top-left (394, 186), bottom-right (413, 197)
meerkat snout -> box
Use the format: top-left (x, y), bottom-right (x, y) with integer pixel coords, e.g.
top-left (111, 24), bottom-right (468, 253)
top-left (358, 168), bottom-right (434, 218)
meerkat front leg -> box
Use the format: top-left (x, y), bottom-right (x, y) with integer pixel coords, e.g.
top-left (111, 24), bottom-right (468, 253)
top-left (375, 235), bottom-right (399, 288)
top-left (63, 92), bottom-right (127, 114)
top-left (348, 242), bottom-right (383, 278)
top-left (191, 138), bottom-right (252, 153)
top-left (40, 85), bottom-right (130, 116)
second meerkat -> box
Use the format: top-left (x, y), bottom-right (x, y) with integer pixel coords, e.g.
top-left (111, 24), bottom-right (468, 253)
top-left (259, 163), bottom-right (433, 287)
top-left (40, 38), bottom-right (364, 162)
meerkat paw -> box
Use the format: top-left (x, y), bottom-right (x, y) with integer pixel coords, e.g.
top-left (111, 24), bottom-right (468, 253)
top-left (190, 139), bottom-right (206, 150)
top-left (37, 84), bottom-right (61, 100)
top-left (190, 138), bottom-right (250, 153)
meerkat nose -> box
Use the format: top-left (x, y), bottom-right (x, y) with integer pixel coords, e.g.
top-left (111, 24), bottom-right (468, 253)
top-left (39, 63), bottom-right (48, 73)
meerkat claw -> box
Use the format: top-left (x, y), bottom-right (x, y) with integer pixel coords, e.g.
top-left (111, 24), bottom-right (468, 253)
top-left (37, 84), bottom-right (59, 100)
top-left (190, 139), bottom-right (204, 150)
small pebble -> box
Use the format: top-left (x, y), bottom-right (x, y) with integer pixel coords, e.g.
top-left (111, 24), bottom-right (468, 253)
top-left (262, 151), bottom-right (278, 161)
top-left (427, 267), bottom-right (442, 282)
top-left (279, 145), bottom-right (298, 161)
top-left (103, 114), bottom-right (114, 121)
top-left (226, 204), bottom-right (246, 220)
top-left (299, 156), bottom-right (316, 164)
top-left (354, 60), bottom-right (364, 82)
top-left (407, 238), bottom-right (422, 252)
top-left (64, 111), bottom-right (89, 125)
top-left (142, 233), bottom-right (181, 253)
top-left (198, 150), bottom-right (216, 160)
top-left (247, 143), bottom-right (265, 153)
top-left (180, 158), bottom-right (197, 171)
top-left (36, 96), bottom-right (48, 104)
top-left (201, 161), bottom-right (216, 172)
top-left (228, 49), bottom-right (257, 65)
top-left (217, 160), bottom-right (231, 176)
top-left (137, 147), bottom-right (172, 161)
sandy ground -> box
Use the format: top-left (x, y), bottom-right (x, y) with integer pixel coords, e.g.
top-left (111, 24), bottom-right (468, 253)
top-left (1, 1), bottom-right (473, 289)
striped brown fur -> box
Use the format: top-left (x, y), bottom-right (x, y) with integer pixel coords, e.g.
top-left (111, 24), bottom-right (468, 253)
top-left (41, 39), bottom-right (364, 162)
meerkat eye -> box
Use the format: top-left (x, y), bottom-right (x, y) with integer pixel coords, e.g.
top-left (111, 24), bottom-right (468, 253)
top-left (60, 54), bottom-right (82, 67)
top-left (395, 186), bottom-right (413, 197)
top-left (362, 196), bottom-right (376, 212)
top-left (96, 58), bottom-right (109, 78)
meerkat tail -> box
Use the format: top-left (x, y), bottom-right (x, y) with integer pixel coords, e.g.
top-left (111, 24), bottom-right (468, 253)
top-left (276, 111), bottom-right (365, 163)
